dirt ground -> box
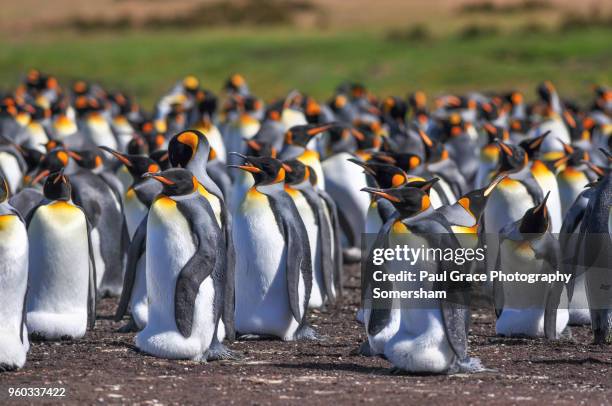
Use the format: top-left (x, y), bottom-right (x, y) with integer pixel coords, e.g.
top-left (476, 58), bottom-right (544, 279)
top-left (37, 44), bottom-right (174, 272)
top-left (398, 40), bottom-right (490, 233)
top-left (1, 264), bottom-right (611, 405)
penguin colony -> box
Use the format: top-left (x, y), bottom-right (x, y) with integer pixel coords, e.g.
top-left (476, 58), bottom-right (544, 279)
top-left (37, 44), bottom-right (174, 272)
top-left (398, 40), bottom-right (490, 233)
top-left (0, 69), bottom-right (610, 374)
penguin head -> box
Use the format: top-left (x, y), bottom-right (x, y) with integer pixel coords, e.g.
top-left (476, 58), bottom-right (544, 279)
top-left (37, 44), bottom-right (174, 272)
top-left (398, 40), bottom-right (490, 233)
top-left (352, 121), bottom-right (383, 151)
top-left (442, 113), bottom-right (465, 139)
top-left (70, 149), bottom-right (105, 171)
top-left (418, 130), bottom-right (448, 163)
top-left (43, 139), bottom-right (64, 153)
top-left (0, 175), bottom-right (8, 203)
top-left (496, 140), bottom-right (527, 175)
top-left (72, 80), bottom-right (90, 96)
top-left (304, 97), bottom-right (322, 124)
top-left (150, 150), bottom-right (171, 171)
top-left (537, 81), bottom-right (562, 114)
top-left (182, 75), bottom-right (200, 95)
top-left (143, 168), bottom-right (197, 197)
top-left (457, 174), bottom-right (506, 223)
top-left (168, 130), bottom-right (215, 168)
top-left (483, 123), bottom-right (509, 145)
top-left (381, 96), bottom-right (407, 122)
top-left (245, 139), bottom-right (277, 158)
top-left (553, 142), bottom-right (591, 170)
top-left (326, 125), bottom-right (362, 154)
top-left (283, 159), bottom-right (310, 186)
top-left (408, 91), bottom-right (427, 113)
top-left (43, 169), bottom-right (71, 201)
top-left (519, 191), bottom-right (551, 235)
top-left (31, 148), bottom-right (72, 185)
top-left (224, 74), bottom-right (248, 95)
top-left (518, 130), bottom-right (551, 159)
top-left (594, 86), bottom-right (612, 113)
top-left (372, 152), bottom-right (423, 173)
top-left (348, 158), bottom-right (408, 189)
top-left (361, 178), bottom-right (438, 218)
top-left (17, 144), bottom-right (44, 173)
top-left (127, 135), bottom-right (149, 155)
top-left (100, 146), bottom-right (160, 181)
top-left (284, 124), bottom-right (334, 148)
top-left (196, 89), bottom-right (218, 118)
top-left (228, 156), bottom-right (288, 186)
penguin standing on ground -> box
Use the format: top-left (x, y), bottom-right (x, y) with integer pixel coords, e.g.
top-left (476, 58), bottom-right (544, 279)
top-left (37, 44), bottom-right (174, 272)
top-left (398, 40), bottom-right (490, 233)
top-left (134, 168), bottom-right (235, 360)
top-left (577, 155), bottom-right (612, 344)
top-left (0, 175), bottom-right (29, 371)
top-left (559, 160), bottom-right (608, 326)
top-left (284, 159), bottom-right (338, 308)
top-left (168, 129), bottom-right (235, 340)
top-left (361, 182), bottom-right (476, 373)
top-left (26, 171), bottom-right (96, 340)
top-left (231, 156), bottom-right (316, 340)
top-left (494, 193), bottom-right (568, 338)
top-left (101, 149), bottom-right (162, 332)
top-left (359, 181), bottom-right (437, 357)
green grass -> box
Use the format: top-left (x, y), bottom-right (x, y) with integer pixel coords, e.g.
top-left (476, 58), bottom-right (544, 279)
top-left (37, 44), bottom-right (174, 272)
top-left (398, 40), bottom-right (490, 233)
top-left (1, 28), bottom-right (610, 108)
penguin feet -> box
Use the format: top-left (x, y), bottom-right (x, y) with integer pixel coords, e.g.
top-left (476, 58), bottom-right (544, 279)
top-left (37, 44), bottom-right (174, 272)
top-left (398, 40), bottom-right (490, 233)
top-left (0, 363), bottom-right (19, 373)
top-left (117, 319), bottom-right (139, 333)
top-left (206, 343), bottom-right (242, 361)
top-left (351, 340), bottom-right (372, 357)
top-left (293, 325), bottom-right (322, 341)
top-left (559, 326), bottom-right (573, 341)
top-left (389, 367), bottom-right (410, 376)
top-left (343, 247), bottom-right (362, 264)
top-left (237, 333), bottom-right (278, 341)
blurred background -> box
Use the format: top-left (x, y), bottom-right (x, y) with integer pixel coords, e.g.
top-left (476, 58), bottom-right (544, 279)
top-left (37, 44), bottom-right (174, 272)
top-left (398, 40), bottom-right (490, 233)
top-left (1, 0), bottom-right (610, 107)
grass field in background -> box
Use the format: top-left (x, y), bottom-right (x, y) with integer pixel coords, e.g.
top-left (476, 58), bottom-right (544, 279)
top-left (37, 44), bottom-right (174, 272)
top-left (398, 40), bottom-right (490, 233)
top-left (1, 27), bottom-right (610, 108)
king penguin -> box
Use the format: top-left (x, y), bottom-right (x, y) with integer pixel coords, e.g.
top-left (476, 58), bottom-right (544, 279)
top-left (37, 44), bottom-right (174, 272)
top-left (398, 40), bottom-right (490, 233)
top-left (31, 148), bottom-right (128, 297)
top-left (494, 193), bottom-right (569, 338)
top-left (230, 156), bottom-right (316, 340)
top-left (284, 159), bottom-right (338, 308)
top-left (362, 182), bottom-right (476, 373)
top-left (358, 180), bottom-right (438, 357)
top-left (134, 168), bottom-right (236, 360)
top-left (168, 129), bottom-right (235, 340)
top-left (0, 175), bottom-right (29, 370)
top-left (575, 154), bottom-right (612, 343)
top-left (26, 170), bottom-right (96, 340)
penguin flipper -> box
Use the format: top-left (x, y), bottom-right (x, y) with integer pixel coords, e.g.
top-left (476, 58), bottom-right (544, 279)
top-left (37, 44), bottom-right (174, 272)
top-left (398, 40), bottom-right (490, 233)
top-left (318, 190), bottom-right (344, 296)
top-left (174, 198), bottom-right (224, 338)
top-left (267, 192), bottom-right (313, 324)
top-left (440, 302), bottom-right (470, 361)
top-left (493, 236), bottom-right (505, 319)
top-left (366, 218), bottom-right (396, 336)
top-left (219, 201), bottom-right (236, 342)
top-left (81, 210), bottom-right (98, 330)
top-left (302, 188), bottom-right (335, 302)
top-left (20, 286), bottom-right (28, 344)
top-left (284, 218), bottom-right (308, 324)
top-left (114, 215), bottom-right (147, 322)
top-left (540, 234), bottom-right (562, 340)
top-left (427, 229), bottom-right (470, 361)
